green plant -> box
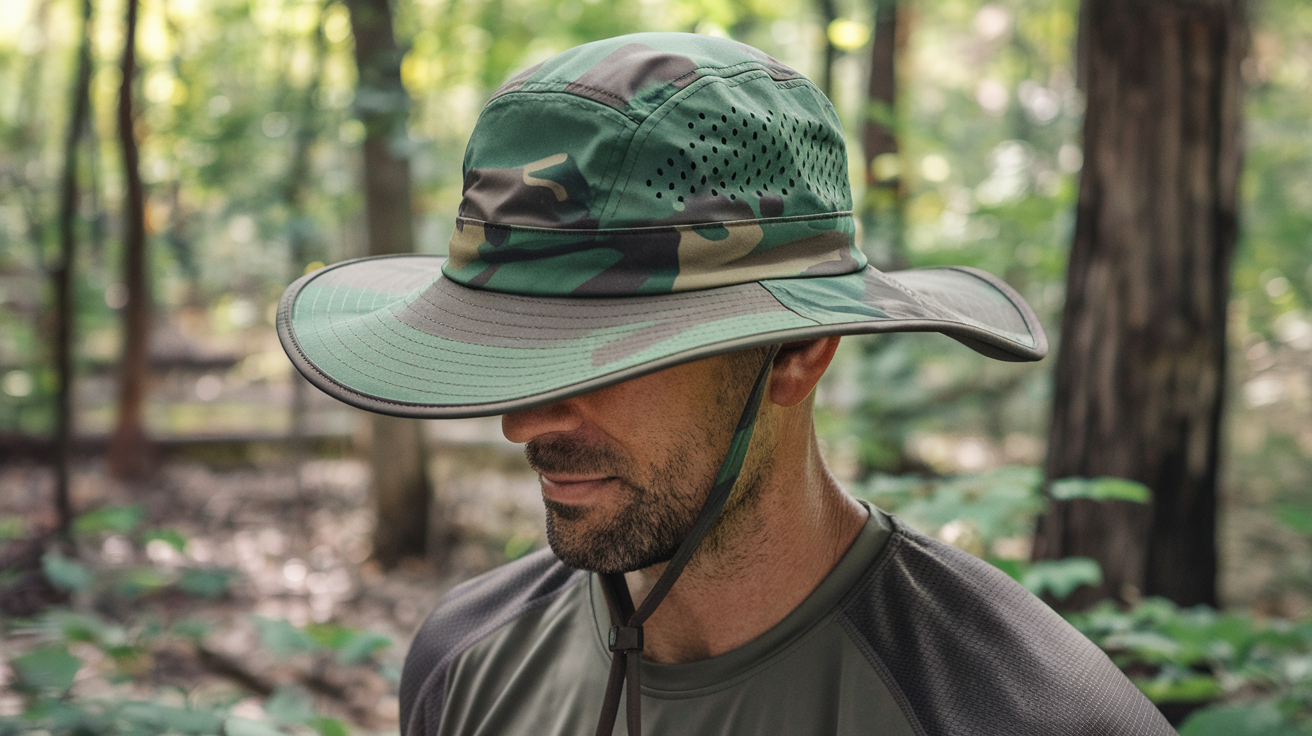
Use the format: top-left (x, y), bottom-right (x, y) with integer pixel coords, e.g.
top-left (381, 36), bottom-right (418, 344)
top-left (0, 506), bottom-right (396, 735)
top-left (1068, 599), bottom-right (1312, 734)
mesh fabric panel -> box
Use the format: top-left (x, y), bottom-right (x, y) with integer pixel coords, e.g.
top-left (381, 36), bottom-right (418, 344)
top-left (838, 519), bottom-right (1178, 736)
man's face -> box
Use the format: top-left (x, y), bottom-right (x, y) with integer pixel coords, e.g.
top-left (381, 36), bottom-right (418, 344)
top-left (502, 351), bottom-right (768, 574)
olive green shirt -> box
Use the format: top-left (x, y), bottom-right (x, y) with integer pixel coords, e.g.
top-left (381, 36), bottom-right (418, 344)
top-left (401, 508), bottom-right (1176, 736)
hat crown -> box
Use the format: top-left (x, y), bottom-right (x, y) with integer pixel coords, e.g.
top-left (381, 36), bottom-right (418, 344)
top-left (444, 33), bottom-right (863, 296)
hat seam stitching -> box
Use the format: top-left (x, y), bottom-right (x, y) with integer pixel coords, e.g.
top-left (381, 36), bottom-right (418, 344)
top-left (455, 211), bottom-right (853, 236)
top-left (499, 60), bottom-right (797, 107)
top-left (316, 307), bottom-right (796, 391)
top-left (429, 275), bottom-right (774, 309)
top-left (404, 287), bottom-right (790, 340)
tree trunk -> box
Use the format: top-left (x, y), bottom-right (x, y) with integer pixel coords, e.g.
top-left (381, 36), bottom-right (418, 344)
top-left (859, 0), bottom-right (906, 271)
top-left (817, 0), bottom-right (839, 99)
top-left (108, 0), bottom-right (154, 481)
top-left (285, 2), bottom-right (329, 500)
top-left (1032, 0), bottom-right (1247, 609)
top-left (51, 0), bottom-right (95, 533)
top-left (345, 0), bottom-right (432, 568)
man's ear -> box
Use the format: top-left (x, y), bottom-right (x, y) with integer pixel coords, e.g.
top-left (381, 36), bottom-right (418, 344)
top-left (768, 336), bottom-right (841, 407)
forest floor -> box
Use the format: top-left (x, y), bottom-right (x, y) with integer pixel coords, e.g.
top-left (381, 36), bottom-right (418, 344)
top-left (0, 428), bottom-right (544, 735)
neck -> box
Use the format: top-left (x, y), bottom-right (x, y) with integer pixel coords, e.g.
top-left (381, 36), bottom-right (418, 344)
top-left (622, 407), bottom-right (868, 664)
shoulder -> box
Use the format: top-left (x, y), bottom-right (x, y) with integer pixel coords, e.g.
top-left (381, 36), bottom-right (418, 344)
top-left (399, 548), bottom-right (585, 736)
top-left (839, 516), bottom-right (1177, 736)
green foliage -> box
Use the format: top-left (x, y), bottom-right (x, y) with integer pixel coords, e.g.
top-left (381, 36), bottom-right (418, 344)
top-left (503, 532), bottom-right (537, 561)
top-left (41, 551), bottom-right (93, 593)
top-left (1019, 557), bottom-right (1102, 600)
top-left (73, 505), bottom-right (146, 537)
top-left (254, 617), bottom-right (392, 666)
top-left (1050, 476), bottom-right (1153, 503)
top-left (143, 528), bottom-right (189, 553)
top-left (2, 583), bottom-right (388, 736)
top-left (1069, 598), bottom-right (1312, 732)
top-left (176, 568), bottom-right (238, 599)
top-left (59, 506), bottom-right (238, 601)
top-left (10, 644), bottom-right (83, 693)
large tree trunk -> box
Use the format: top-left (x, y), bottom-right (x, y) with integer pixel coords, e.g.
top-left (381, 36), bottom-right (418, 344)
top-left (345, 0), bottom-right (432, 568)
top-left (1032, 0), bottom-right (1247, 609)
top-left (107, 0), bottom-right (154, 481)
top-left (860, 0), bottom-right (906, 271)
top-left (51, 0), bottom-right (95, 532)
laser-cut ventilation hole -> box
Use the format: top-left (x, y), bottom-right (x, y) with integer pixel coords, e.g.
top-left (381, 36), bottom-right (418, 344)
top-left (642, 89), bottom-right (848, 212)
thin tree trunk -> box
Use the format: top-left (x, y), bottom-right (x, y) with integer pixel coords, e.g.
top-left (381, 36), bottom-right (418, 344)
top-left (860, 0), bottom-right (906, 271)
top-left (108, 0), bottom-right (153, 480)
top-left (52, 0), bottom-right (95, 532)
top-left (286, 2), bottom-right (330, 499)
top-left (1033, 0), bottom-right (1247, 609)
top-left (817, 0), bottom-right (839, 99)
top-left (345, 0), bottom-right (432, 568)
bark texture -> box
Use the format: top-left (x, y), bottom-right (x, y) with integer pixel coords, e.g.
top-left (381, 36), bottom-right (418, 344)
top-left (108, 0), bottom-right (154, 480)
top-left (345, 0), bottom-right (432, 568)
top-left (1033, 0), bottom-right (1247, 609)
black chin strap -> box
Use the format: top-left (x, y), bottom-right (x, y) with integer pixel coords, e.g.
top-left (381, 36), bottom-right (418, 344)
top-left (593, 345), bottom-right (780, 736)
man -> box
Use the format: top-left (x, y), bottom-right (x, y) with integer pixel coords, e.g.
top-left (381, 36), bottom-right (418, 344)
top-left (278, 32), bottom-right (1176, 736)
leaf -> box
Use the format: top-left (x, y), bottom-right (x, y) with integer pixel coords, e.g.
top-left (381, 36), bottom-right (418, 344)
top-left (40, 609), bottom-right (117, 644)
top-left (72, 504), bottom-right (145, 536)
top-left (252, 616), bottom-right (318, 657)
top-left (1050, 476), bottom-right (1151, 504)
top-left (504, 534), bottom-right (536, 560)
top-left (987, 557), bottom-right (1027, 583)
top-left (263, 686), bottom-right (315, 726)
top-left (115, 567), bottom-right (171, 598)
top-left (304, 623), bottom-right (354, 650)
top-left (116, 702), bottom-right (225, 734)
top-left (172, 618), bottom-right (216, 642)
top-left (41, 551), bottom-right (92, 592)
top-left (224, 716), bottom-right (288, 736)
top-left (144, 528), bottom-right (189, 552)
top-left (1134, 674), bottom-right (1224, 704)
top-left (1021, 557), bottom-right (1102, 600)
top-left (1275, 504), bottom-right (1312, 536)
top-left (335, 630), bottom-right (391, 665)
top-left (10, 645), bottom-right (82, 692)
top-left (178, 568), bottom-right (237, 598)
top-left (306, 717), bottom-right (350, 736)
top-left (1178, 702), bottom-right (1287, 736)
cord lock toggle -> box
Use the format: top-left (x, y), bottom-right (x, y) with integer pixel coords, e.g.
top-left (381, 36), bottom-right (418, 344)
top-left (608, 625), bottom-right (643, 652)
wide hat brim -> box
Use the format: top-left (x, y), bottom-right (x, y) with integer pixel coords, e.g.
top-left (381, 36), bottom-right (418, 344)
top-left (277, 255), bottom-right (1047, 419)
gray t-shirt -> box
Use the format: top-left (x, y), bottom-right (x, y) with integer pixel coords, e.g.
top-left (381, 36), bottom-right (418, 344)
top-left (400, 508), bottom-right (1177, 736)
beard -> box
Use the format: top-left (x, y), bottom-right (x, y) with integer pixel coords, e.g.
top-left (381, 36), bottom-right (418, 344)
top-left (525, 347), bottom-right (776, 575)
top-left (526, 434), bottom-right (707, 574)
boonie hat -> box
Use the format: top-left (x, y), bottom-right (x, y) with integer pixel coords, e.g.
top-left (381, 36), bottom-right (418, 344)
top-left (277, 32), bottom-right (1049, 736)
top-left (277, 32), bottom-right (1046, 420)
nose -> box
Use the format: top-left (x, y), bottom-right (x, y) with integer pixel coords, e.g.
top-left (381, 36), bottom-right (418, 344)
top-left (501, 399), bottom-right (584, 444)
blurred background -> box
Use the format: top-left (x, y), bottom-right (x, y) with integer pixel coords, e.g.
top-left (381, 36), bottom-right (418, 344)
top-left (1, 0), bottom-right (1310, 733)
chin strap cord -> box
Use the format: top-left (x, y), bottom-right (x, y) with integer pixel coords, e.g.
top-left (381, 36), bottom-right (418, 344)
top-left (593, 345), bottom-right (780, 736)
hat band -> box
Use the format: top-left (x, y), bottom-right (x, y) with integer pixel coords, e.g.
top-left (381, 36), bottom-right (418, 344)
top-left (443, 213), bottom-right (863, 296)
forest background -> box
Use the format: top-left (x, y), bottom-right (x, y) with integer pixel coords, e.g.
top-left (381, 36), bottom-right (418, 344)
top-left (1, 0), bottom-right (1311, 734)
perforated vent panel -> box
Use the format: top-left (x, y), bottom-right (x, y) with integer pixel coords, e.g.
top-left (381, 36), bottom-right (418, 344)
top-left (643, 104), bottom-right (847, 208)
top-left (608, 74), bottom-right (851, 226)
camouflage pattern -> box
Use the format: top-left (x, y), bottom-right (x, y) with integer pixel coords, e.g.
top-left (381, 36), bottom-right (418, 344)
top-left (277, 34), bottom-right (1048, 419)
top-left (443, 33), bottom-right (865, 296)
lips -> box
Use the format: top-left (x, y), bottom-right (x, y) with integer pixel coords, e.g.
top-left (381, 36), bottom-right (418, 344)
top-left (540, 474), bottom-right (618, 505)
